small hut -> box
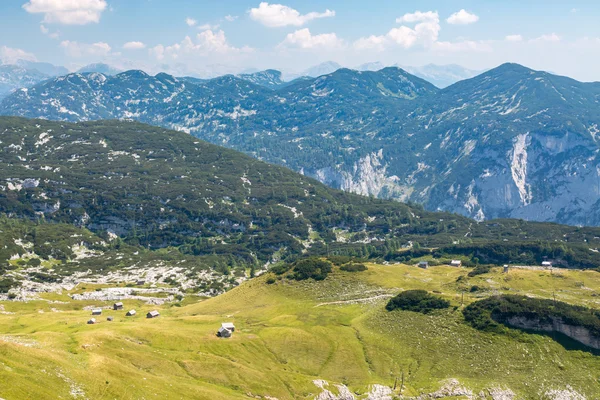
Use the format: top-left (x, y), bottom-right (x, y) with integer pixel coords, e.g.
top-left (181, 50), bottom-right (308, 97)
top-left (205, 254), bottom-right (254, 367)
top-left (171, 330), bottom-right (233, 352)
top-left (542, 261), bottom-right (552, 267)
top-left (126, 310), bottom-right (136, 316)
top-left (418, 261), bottom-right (429, 269)
top-left (91, 308), bottom-right (102, 315)
top-left (113, 302), bottom-right (124, 310)
top-left (217, 326), bottom-right (232, 338)
top-left (146, 310), bottom-right (160, 319)
top-left (87, 318), bottom-right (96, 325)
top-left (450, 260), bottom-right (462, 267)
top-left (503, 265), bottom-right (510, 273)
top-left (221, 322), bottom-right (235, 332)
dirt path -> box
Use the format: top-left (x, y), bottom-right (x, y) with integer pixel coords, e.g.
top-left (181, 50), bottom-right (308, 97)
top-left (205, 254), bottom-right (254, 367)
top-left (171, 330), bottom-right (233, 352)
top-left (315, 294), bottom-right (393, 307)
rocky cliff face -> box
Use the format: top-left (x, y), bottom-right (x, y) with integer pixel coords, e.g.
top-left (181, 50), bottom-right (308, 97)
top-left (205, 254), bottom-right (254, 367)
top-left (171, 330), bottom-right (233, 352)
top-left (506, 316), bottom-right (600, 350)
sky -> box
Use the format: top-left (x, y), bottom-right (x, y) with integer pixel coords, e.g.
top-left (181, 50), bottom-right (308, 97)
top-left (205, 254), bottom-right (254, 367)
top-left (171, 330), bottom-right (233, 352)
top-left (1, 0), bottom-right (600, 80)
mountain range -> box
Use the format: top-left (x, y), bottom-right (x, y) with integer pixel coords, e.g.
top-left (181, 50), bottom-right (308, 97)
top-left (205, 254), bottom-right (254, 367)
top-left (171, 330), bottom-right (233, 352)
top-left (2, 63), bottom-right (600, 226)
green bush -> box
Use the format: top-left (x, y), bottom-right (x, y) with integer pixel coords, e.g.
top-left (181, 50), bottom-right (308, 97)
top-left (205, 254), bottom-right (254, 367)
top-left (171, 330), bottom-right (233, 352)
top-left (327, 256), bottom-right (353, 266)
top-left (292, 258), bottom-right (333, 281)
top-left (270, 264), bottom-right (291, 275)
top-left (266, 277), bottom-right (276, 285)
top-left (386, 290), bottom-right (450, 314)
top-left (0, 278), bottom-right (16, 293)
top-left (340, 263), bottom-right (367, 272)
top-left (468, 265), bottom-right (492, 277)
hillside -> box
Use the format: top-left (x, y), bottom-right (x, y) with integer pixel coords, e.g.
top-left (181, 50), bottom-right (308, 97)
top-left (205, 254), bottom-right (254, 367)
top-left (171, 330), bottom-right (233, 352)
top-left (2, 64), bottom-right (600, 225)
top-left (3, 117), bottom-right (600, 271)
top-left (0, 263), bottom-right (598, 399)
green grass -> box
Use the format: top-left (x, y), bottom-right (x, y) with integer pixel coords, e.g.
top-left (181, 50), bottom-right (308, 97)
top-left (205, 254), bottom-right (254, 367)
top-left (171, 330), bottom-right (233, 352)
top-left (0, 264), bottom-right (598, 399)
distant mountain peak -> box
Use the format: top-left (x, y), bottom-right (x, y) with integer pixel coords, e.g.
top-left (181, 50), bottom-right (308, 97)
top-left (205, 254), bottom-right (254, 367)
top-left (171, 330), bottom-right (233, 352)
top-left (236, 69), bottom-right (284, 89)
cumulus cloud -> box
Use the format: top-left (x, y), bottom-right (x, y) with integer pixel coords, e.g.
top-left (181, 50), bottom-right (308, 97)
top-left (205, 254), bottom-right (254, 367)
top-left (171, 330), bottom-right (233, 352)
top-left (0, 46), bottom-right (37, 64)
top-left (280, 28), bottom-right (343, 49)
top-left (353, 35), bottom-right (387, 51)
top-left (23, 0), bottom-right (108, 25)
top-left (60, 40), bottom-right (112, 57)
top-left (198, 23), bottom-right (220, 31)
top-left (123, 41), bottom-right (146, 50)
top-left (354, 10), bottom-right (440, 50)
top-left (396, 11), bottom-right (438, 24)
top-left (186, 17), bottom-right (197, 27)
top-left (149, 44), bottom-right (165, 60)
top-left (150, 30), bottom-right (252, 60)
top-left (505, 34), bottom-right (523, 42)
top-left (447, 9), bottom-right (479, 25)
top-left (249, 2), bottom-right (335, 28)
top-left (433, 40), bottom-right (491, 52)
top-left (224, 15), bottom-right (238, 22)
top-left (531, 33), bottom-right (561, 42)
top-left (40, 24), bottom-right (60, 39)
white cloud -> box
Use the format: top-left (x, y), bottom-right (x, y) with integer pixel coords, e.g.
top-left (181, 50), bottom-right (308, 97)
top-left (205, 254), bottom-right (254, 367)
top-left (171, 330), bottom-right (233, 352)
top-left (186, 17), bottom-right (197, 27)
top-left (447, 9), bottom-right (479, 25)
top-left (505, 34), bottom-right (523, 42)
top-left (0, 46), bottom-right (37, 64)
top-left (149, 44), bottom-right (165, 60)
top-left (123, 41), bottom-right (146, 50)
top-left (40, 24), bottom-right (60, 39)
top-left (433, 40), bottom-right (491, 52)
top-left (60, 40), bottom-right (112, 57)
top-left (280, 28), bottom-right (343, 49)
top-left (355, 10), bottom-right (440, 51)
top-left (396, 11), bottom-right (438, 24)
top-left (386, 26), bottom-right (419, 48)
top-left (353, 35), bottom-right (387, 51)
top-left (198, 23), bottom-right (220, 31)
top-left (530, 33), bottom-right (561, 42)
top-left (23, 0), bottom-right (107, 25)
top-left (249, 2), bottom-right (335, 28)
top-left (224, 15), bottom-right (238, 22)
top-left (150, 30), bottom-right (252, 60)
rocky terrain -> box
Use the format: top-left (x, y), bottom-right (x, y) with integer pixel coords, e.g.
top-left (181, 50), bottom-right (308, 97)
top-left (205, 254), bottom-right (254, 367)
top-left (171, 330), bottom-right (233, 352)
top-left (2, 63), bottom-right (600, 226)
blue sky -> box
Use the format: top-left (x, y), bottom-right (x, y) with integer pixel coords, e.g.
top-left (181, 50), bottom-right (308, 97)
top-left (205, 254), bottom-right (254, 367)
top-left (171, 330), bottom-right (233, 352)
top-left (1, 0), bottom-right (600, 80)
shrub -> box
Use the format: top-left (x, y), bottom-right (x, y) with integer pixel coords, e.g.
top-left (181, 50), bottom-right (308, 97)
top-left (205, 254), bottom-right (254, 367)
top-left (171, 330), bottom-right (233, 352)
top-left (270, 264), bottom-right (291, 276)
top-left (266, 277), bottom-right (276, 285)
top-left (327, 256), bottom-right (353, 266)
top-left (468, 265), bottom-right (492, 277)
top-left (470, 285), bottom-right (482, 292)
top-left (28, 258), bottom-right (41, 267)
top-left (292, 258), bottom-right (333, 281)
top-left (0, 278), bottom-right (16, 293)
top-left (340, 263), bottom-right (367, 272)
top-left (386, 290), bottom-right (450, 314)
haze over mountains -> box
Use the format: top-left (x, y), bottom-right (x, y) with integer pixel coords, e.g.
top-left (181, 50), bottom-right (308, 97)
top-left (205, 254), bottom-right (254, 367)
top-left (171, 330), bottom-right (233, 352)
top-left (0, 59), bottom-right (478, 100)
top-left (2, 61), bottom-right (600, 226)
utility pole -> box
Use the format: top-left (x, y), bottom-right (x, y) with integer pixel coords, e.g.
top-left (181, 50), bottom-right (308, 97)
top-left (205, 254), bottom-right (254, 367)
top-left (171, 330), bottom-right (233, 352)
top-left (400, 371), bottom-right (405, 394)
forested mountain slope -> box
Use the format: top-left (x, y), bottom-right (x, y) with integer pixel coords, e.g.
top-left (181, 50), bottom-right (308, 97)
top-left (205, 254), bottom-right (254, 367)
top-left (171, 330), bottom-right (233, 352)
top-left (3, 118), bottom-right (600, 270)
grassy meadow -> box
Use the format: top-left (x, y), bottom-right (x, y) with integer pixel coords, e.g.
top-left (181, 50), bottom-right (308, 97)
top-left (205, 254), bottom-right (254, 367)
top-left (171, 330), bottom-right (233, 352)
top-left (0, 264), bottom-right (599, 399)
